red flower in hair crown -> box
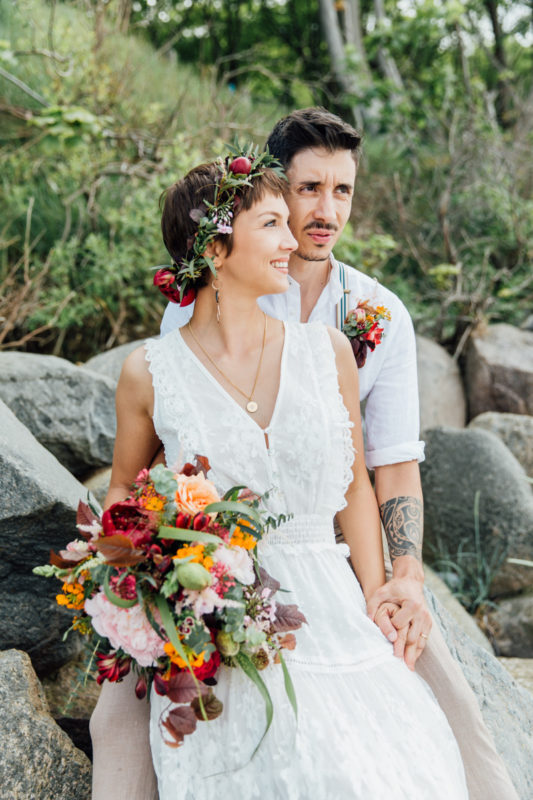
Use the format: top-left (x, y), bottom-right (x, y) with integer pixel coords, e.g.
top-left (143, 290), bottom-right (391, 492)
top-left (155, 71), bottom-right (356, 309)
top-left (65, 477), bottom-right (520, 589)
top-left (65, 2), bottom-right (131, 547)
top-left (342, 301), bottom-right (391, 368)
top-left (153, 143), bottom-right (286, 306)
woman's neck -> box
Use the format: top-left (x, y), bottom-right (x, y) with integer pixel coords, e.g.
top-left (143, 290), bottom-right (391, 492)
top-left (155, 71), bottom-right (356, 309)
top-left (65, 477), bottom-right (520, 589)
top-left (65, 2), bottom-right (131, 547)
top-left (189, 286), bottom-right (266, 356)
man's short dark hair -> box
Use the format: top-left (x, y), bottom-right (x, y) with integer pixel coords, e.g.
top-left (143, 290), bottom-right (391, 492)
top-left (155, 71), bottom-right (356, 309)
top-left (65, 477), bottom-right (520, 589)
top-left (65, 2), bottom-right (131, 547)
top-left (265, 107), bottom-right (362, 169)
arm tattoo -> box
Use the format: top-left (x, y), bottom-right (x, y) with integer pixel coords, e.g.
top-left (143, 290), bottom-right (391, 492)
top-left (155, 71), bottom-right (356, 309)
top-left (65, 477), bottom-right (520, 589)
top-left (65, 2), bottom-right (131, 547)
top-left (379, 496), bottom-right (423, 563)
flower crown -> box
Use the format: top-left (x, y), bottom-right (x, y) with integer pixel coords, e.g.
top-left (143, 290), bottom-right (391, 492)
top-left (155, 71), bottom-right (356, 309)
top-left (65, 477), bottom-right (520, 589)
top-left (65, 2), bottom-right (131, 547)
top-left (154, 143), bottom-right (286, 306)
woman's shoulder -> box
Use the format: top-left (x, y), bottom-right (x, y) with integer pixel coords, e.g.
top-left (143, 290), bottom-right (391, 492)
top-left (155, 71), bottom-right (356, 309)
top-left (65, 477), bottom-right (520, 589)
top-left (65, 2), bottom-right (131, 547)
top-left (288, 320), bottom-right (351, 358)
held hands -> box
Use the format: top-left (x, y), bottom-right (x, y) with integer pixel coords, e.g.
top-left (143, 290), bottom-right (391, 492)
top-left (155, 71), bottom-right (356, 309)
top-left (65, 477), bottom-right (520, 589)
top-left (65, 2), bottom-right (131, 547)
top-left (366, 577), bottom-right (432, 671)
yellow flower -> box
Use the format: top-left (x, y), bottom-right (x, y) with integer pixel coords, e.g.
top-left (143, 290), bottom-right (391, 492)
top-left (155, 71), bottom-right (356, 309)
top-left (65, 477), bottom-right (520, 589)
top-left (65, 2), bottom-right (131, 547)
top-left (164, 641), bottom-right (205, 669)
top-left (230, 524), bottom-right (257, 551)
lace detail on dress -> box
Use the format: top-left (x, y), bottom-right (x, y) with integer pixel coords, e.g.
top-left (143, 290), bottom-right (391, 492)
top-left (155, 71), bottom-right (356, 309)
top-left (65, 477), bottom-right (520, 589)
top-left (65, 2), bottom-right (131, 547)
top-left (302, 323), bottom-right (355, 511)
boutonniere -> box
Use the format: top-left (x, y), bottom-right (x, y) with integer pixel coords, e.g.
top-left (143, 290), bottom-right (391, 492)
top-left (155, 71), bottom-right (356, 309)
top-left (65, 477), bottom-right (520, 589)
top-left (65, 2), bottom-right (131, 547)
top-left (342, 301), bottom-right (391, 368)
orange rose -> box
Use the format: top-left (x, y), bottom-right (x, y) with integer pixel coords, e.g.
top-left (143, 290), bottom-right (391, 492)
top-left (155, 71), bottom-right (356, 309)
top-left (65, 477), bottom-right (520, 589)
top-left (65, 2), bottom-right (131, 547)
top-left (174, 472), bottom-right (220, 515)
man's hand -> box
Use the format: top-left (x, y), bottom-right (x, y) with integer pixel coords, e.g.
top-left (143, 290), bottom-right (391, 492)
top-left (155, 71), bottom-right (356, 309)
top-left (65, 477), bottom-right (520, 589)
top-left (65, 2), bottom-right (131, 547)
top-left (366, 576), bottom-right (432, 670)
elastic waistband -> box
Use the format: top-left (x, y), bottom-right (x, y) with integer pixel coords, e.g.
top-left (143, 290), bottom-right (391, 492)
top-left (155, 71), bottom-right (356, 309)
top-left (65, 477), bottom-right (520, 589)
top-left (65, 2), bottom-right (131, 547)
top-left (259, 514), bottom-right (347, 553)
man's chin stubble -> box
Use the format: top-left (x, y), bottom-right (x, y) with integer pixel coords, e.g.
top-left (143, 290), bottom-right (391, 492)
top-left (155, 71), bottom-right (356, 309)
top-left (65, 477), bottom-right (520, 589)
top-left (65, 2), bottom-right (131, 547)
top-left (295, 248), bottom-right (330, 263)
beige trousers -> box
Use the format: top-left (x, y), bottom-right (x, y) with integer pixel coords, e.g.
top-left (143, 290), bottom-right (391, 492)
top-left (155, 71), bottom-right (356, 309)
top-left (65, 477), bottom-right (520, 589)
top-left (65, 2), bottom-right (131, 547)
top-left (90, 594), bottom-right (519, 800)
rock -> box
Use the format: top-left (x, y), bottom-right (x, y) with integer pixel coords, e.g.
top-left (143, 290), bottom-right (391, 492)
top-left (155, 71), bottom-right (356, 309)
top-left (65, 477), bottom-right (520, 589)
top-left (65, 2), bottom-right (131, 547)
top-left (425, 591), bottom-right (533, 798)
top-left (468, 412), bottom-right (533, 478)
top-left (83, 465), bottom-right (112, 507)
top-left (421, 427), bottom-right (533, 597)
top-left (0, 400), bottom-right (86, 675)
top-left (84, 339), bottom-right (144, 383)
top-left (0, 649), bottom-right (91, 799)
top-left (464, 323), bottom-right (533, 418)
top-left (488, 594), bottom-right (533, 657)
top-left (0, 351), bottom-right (116, 476)
top-left (423, 566), bottom-right (493, 653)
top-left (416, 335), bottom-right (466, 431)
top-left (498, 658), bottom-right (533, 695)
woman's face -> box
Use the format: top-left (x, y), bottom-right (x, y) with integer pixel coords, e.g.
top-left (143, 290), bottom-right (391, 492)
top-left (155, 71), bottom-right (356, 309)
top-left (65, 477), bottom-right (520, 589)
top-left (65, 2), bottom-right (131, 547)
top-left (218, 192), bottom-right (297, 296)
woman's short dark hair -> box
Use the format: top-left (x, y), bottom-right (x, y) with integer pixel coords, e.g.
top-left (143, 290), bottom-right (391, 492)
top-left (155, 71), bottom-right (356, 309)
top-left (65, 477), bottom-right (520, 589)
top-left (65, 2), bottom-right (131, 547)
top-left (160, 163), bottom-right (286, 289)
top-left (265, 107), bottom-right (361, 169)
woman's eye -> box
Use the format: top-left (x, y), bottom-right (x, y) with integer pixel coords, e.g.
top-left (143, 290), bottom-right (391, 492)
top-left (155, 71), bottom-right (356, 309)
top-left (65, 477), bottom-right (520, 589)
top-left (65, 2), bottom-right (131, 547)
top-left (264, 219), bottom-right (277, 227)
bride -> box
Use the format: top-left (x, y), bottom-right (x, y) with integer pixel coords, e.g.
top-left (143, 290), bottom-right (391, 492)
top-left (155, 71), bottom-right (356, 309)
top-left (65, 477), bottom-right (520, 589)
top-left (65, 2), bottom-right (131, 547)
top-left (104, 153), bottom-right (468, 798)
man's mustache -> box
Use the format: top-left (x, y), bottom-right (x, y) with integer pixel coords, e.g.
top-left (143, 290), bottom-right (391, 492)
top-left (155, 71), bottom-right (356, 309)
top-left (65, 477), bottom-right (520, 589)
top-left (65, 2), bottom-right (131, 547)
top-left (303, 222), bottom-right (338, 232)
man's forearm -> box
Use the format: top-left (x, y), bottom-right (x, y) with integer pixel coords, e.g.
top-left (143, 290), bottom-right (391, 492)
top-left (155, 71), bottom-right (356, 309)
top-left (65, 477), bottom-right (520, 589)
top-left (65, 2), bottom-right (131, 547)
top-left (374, 461), bottom-right (424, 582)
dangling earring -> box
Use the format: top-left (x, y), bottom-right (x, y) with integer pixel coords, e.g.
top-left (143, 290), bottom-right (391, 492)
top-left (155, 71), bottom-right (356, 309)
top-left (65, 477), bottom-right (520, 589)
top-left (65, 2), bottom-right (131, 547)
top-left (212, 279), bottom-right (221, 323)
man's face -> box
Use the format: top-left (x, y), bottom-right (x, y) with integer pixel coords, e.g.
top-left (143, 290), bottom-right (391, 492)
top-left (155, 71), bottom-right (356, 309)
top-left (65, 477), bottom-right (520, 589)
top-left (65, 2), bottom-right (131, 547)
top-left (285, 147), bottom-right (356, 264)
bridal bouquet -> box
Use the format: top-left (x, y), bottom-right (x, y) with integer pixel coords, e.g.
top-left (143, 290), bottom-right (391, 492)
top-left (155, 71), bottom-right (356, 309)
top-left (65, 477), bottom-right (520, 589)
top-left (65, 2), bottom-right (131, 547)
top-left (34, 458), bottom-right (305, 748)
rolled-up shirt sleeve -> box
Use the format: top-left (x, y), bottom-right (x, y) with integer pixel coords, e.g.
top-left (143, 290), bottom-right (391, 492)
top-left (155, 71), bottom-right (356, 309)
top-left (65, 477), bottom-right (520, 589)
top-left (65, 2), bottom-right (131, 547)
top-left (363, 301), bottom-right (425, 469)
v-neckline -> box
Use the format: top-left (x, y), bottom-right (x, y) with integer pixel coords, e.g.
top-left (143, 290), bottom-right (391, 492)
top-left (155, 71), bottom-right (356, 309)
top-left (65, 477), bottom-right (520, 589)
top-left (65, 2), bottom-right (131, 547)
top-left (177, 320), bottom-right (289, 437)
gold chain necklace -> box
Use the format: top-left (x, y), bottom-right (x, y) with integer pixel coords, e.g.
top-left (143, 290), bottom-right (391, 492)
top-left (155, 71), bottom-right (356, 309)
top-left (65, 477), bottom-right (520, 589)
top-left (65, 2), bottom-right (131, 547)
top-left (187, 314), bottom-right (268, 414)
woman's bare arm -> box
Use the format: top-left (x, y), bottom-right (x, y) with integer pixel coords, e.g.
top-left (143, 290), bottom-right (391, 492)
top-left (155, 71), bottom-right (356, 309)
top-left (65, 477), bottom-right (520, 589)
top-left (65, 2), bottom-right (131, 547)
top-left (104, 346), bottom-right (162, 510)
top-left (327, 327), bottom-right (386, 601)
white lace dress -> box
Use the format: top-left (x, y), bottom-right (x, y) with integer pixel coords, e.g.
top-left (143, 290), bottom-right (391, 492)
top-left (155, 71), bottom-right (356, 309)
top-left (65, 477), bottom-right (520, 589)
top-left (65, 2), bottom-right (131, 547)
top-left (145, 321), bottom-right (468, 800)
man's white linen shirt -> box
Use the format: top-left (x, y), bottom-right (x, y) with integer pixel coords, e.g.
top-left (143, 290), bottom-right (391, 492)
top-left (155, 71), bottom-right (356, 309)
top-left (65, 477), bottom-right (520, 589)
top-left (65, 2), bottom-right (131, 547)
top-left (159, 255), bottom-right (425, 469)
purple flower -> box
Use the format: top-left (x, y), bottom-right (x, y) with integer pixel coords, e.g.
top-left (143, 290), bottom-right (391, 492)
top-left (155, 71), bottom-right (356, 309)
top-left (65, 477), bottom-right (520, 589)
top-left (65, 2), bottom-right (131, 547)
top-left (216, 223), bottom-right (233, 235)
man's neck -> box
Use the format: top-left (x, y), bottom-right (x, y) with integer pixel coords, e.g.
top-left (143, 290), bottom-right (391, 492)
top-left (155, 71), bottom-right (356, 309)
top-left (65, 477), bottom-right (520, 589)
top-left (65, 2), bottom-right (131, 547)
top-left (289, 253), bottom-right (332, 323)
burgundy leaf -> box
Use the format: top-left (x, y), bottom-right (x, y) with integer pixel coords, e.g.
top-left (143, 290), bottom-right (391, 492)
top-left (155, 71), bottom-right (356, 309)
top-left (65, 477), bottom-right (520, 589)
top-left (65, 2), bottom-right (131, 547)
top-left (271, 603), bottom-right (307, 632)
top-left (277, 632), bottom-right (297, 650)
top-left (191, 692), bottom-right (223, 721)
top-left (194, 455), bottom-right (211, 477)
top-left (162, 705), bottom-right (197, 746)
top-left (254, 566), bottom-right (280, 596)
top-left (77, 500), bottom-right (100, 529)
top-left (95, 535), bottom-right (145, 567)
top-left (49, 549), bottom-right (85, 569)
top-left (189, 207), bottom-right (205, 223)
top-left (166, 671), bottom-right (208, 704)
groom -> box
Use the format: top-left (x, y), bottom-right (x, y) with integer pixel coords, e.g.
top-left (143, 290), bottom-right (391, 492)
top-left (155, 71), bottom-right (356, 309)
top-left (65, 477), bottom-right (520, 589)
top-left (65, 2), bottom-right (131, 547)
top-left (158, 108), bottom-right (517, 800)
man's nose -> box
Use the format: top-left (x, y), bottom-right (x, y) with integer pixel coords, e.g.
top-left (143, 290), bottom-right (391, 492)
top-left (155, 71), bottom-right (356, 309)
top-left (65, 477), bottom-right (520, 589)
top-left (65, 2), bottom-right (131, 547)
top-left (313, 190), bottom-right (336, 224)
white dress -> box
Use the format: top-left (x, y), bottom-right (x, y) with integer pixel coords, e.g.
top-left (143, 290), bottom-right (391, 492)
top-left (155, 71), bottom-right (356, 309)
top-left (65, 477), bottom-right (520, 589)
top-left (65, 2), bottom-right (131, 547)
top-left (145, 321), bottom-right (468, 800)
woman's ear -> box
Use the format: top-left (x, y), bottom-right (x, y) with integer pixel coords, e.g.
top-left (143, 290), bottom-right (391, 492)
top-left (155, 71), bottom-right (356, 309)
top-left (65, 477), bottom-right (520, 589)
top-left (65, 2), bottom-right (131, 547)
top-left (205, 240), bottom-right (226, 270)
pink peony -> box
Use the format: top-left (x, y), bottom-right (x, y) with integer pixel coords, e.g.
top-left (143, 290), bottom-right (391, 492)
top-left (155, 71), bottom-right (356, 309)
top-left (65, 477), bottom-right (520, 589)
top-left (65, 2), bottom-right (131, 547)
top-left (84, 591), bottom-right (166, 667)
top-left (213, 545), bottom-right (255, 585)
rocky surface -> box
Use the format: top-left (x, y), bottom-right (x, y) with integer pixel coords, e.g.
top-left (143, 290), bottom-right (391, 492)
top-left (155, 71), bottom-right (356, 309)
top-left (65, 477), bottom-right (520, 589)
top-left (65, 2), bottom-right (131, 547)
top-left (468, 411), bottom-right (533, 478)
top-left (423, 566), bottom-right (493, 653)
top-left (0, 649), bottom-right (91, 799)
top-left (416, 335), bottom-right (466, 431)
top-left (84, 339), bottom-right (144, 383)
top-left (0, 400), bottom-right (86, 675)
top-left (421, 427), bottom-right (533, 597)
top-left (426, 591), bottom-right (533, 799)
top-left (464, 323), bottom-right (533, 418)
top-left (0, 351), bottom-right (116, 476)
top-left (488, 594), bottom-right (533, 657)
top-left (498, 658), bottom-right (533, 695)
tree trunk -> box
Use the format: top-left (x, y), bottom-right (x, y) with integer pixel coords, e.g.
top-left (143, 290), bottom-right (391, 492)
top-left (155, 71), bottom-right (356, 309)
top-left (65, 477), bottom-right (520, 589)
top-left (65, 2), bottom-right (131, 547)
top-left (318, 0), bottom-right (362, 127)
top-left (343, 0), bottom-right (371, 78)
top-left (484, 0), bottom-right (513, 127)
top-left (373, 0), bottom-right (403, 90)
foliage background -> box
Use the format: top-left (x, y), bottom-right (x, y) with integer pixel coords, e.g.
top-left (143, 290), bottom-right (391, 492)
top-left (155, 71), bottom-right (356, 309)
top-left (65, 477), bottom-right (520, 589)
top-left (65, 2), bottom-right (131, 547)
top-left (1, 0), bottom-right (532, 361)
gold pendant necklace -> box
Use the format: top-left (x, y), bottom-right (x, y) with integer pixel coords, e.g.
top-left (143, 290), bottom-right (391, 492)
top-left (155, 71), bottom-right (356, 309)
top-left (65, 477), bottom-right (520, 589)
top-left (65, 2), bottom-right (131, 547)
top-left (187, 314), bottom-right (267, 414)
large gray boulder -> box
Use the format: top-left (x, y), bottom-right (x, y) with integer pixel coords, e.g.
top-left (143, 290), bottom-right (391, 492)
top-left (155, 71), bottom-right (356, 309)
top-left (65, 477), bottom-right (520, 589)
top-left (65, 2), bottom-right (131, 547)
top-left (0, 351), bottom-right (116, 476)
top-left (0, 650), bottom-right (91, 799)
top-left (488, 594), bottom-right (533, 657)
top-left (84, 339), bottom-right (144, 383)
top-left (416, 335), bottom-right (466, 431)
top-left (465, 324), bottom-right (533, 418)
top-left (468, 412), bottom-right (533, 478)
top-left (426, 591), bottom-right (533, 798)
top-left (421, 427), bottom-right (533, 597)
top-left (0, 400), bottom-right (86, 674)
